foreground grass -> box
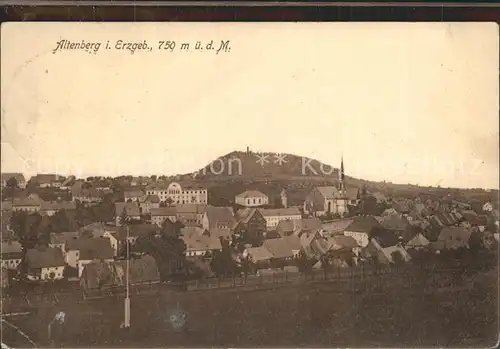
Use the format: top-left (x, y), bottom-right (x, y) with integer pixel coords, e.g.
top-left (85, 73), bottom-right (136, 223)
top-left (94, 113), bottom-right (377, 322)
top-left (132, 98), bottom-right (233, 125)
top-left (2, 266), bottom-right (498, 348)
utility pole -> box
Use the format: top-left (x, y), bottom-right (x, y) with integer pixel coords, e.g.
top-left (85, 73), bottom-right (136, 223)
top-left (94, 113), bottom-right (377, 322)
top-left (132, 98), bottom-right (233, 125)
top-left (124, 225), bottom-right (131, 328)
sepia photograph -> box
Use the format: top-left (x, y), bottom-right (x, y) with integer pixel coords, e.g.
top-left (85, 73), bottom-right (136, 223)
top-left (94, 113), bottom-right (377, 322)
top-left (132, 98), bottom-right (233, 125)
top-left (1, 22), bottom-right (499, 348)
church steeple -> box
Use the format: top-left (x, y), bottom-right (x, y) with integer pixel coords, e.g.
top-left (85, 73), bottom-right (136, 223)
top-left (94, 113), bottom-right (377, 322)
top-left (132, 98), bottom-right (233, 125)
top-left (339, 155), bottom-right (345, 192)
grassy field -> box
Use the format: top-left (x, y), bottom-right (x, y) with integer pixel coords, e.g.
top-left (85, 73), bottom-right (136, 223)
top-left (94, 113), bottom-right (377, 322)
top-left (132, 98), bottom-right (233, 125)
top-left (2, 266), bottom-right (497, 348)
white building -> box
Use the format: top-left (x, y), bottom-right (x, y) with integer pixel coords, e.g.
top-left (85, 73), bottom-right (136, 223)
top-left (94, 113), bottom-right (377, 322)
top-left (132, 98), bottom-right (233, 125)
top-left (145, 182), bottom-right (207, 205)
top-left (235, 190), bottom-right (269, 207)
top-left (258, 208), bottom-right (302, 231)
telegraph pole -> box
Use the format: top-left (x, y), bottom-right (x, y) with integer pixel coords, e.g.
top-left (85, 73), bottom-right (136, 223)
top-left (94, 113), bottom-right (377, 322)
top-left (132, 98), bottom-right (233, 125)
top-left (124, 225), bottom-right (131, 328)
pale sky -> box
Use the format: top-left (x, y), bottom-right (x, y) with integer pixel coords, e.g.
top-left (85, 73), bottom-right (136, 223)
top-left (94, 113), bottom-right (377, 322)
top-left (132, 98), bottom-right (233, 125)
top-left (1, 22), bottom-right (499, 189)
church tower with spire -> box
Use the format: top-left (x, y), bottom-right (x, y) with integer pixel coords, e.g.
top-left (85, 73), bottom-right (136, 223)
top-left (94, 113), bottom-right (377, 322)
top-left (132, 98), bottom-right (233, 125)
top-left (338, 155), bottom-right (345, 194)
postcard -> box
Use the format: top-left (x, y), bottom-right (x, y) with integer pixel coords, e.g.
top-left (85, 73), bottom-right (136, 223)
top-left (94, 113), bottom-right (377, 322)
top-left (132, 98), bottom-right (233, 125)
top-left (1, 22), bottom-right (499, 348)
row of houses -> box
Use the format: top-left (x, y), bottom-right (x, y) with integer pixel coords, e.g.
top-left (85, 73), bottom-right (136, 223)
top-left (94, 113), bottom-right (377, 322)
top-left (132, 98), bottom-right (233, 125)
top-left (2, 193), bottom-right (76, 215)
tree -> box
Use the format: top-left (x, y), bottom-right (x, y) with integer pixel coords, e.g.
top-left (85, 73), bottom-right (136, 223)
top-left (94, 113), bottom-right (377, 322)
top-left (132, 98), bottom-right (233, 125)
top-left (161, 219), bottom-right (184, 239)
top-left (210, 247), bottom-right (237, 278)
top-left (10, 211), bottom-right (42, 251)
top-left (6, 177), bottom-right (18, 188)
top-left (3, 177), bottom-right (20, 198)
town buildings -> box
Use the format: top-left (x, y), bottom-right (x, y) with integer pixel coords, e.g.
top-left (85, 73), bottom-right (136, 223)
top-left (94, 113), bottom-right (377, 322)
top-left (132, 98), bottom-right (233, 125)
top-left (145, 182), bottom-right (207, 205)
top-left (1, 173), bottom-right (26, 189)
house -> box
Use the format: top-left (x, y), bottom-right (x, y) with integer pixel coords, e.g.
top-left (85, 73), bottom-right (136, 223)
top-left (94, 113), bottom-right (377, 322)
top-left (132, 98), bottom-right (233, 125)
top-left (303, 186), bottom-right (349, 217)
top-left (175, 204), bottom-right (208, 227)
top-left (376, 214), bottom-right (416, 240)
top-left (48, 231), bottom-right (79, 253)
top-left (80, 255), bottom-right (160, 291)
top-left (25, 246), bottom-right (65, 281)
top-left (151, 207), bottom-right (177, 226)
top-left (202, 206), bottom-right (236, 231)
top-left (437, 227), bottom-right (472, 250)
top-left (258, 207), bottom-right (302, 231)
top-left (180, 227), bottom-right (223, 257)
top-left (234, 208), bottom-right (267, 245)
top-left (138, 195), bottom-right (160, 214)
top-left (363, 230), bottom-right (411, 264)
top-left (344, 215), bottom-right (384, 248)
top-left (235, 190), bottom-right (269, 207)
top-left (262, 235), bottom-right (301, 261)
top-left (404, 231), bottom-right (430, 250)
top-left (408, 203), bottom-right (430, 221)
top-left (275, 217), bottom-right (322, 238)
top-left (71, 181), bottom-right (104, 204)
top-left (31, 174), bottom-right (64, 188)
top-left (115, 202), bottom-right (141, 225)
top-left (321, 218), bottom-right (354, 237)
top-left (145, 181), bottom-right (208, 205)
top-left (65, 237), bottom-right (114, 277)
top-left (1, 240), bottom-right (23, 270)
top-left (244, 246), bottom-right (274, 267)
top-left (12, 194), bottom-right (42, 212)
top-left (327, 235), bottom-right (361, 257)
top-left (40, 200), bottom-right (77, 216)
top-left (103, 224), bottom-right (159, 256)
top-left (299, 230), bottom-right (330, 259)
top-left (1, 173), bottom-right (26, 189)
top-left (392, 199), bottom-right (413, 215)
top-left (124, 188), bottom-right (145, 202)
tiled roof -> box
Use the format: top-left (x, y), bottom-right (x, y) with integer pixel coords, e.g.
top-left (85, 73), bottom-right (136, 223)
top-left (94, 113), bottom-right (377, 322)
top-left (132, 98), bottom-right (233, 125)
top-left (181, 233), bottom-right (222, 252)
top-left (321, 218), bottom-right (354, 235)
top-left (40, 200), bottom-right (77, 211)
top-left (205, 206), bottom-right (236, 228)
top-left (235, 190), bottom-right (268, 199)
top-left (438, 227), bottom-right (472, 245)
top-left (345, 215), bottom-right (384, 234)
top-left (115, 202), bottom-right (141, 217)
top-left (370, 229), bottom-right (401, 248)
top-left (1, 240), bottom-right (22, 254)
top-left (316, 186), bottom-right (343, 200)
top-left (377, 214), bottom-right (411, 232)
top-left (209, 227), bottom-right (232, 240)
top-left (259, 207), bottom-right (301, 217)
top-left (124, 188), bottom-right (145, 198)
top-left (262, 236), bottom-right (301, 259)
top-left (175, 203), bottom-right (208, 215)
top-left (26, 246), bottom-right (65, 268)
top-left (327, 235), bottom-right (359, 250)
top-left (246, 246), bottom-right (274, 262)
top-left (151, 207), bottom-right (177, 217)
top-left (235, 208), bottom-right (258, 224)
top-left (12, 194), bottom-right (42, 207)
top-left (49, 231), bottom-right (79, 245)
top-left (345, 187), bottom-right (360, 201)
top-left (65, 237), bottom-right (114, 260)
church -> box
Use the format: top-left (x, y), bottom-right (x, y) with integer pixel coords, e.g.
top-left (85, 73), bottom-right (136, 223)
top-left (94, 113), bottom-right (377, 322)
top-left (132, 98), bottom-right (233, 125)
top-left (303, 157), bottom-right (350, 218)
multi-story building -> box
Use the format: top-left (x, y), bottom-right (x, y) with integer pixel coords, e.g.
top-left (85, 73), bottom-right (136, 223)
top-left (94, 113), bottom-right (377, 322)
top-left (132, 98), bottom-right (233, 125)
top-left (258, 207), bottom-right (302, 231)
top-left (145, 182), bottom-right (207, 205)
